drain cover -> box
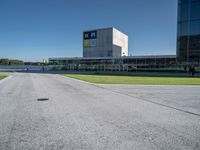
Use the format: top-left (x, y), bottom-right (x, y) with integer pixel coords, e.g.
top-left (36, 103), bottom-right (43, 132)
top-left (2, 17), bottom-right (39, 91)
top-left (37, 98), bottom-right (49, 101)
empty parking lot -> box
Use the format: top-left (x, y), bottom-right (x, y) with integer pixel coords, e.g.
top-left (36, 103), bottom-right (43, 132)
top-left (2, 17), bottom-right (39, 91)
top-left (0, 73), bottom-right (200, 150)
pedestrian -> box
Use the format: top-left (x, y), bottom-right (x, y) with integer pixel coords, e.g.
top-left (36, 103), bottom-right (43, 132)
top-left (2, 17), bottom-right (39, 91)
top-left (192, 67), bottom-right (195, 77)
top-left (184, 66), bottom-right (187, 72)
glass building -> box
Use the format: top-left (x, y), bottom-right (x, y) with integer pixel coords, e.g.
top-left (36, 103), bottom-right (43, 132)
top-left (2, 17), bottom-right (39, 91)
top-left (177, 0), bottom-right (200, 65)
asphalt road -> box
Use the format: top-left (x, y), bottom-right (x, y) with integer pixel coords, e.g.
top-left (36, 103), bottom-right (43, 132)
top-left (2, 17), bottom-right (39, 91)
top-left (0, 73), bottom-right (200, 150)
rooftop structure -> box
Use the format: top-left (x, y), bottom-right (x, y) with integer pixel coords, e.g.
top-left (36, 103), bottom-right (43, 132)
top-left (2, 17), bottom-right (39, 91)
top-left (83, 27), bottom-right (128, 57)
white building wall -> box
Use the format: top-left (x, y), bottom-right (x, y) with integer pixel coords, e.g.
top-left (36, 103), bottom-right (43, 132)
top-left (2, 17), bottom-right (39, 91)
top-left (83, 27), bottom-right (128, 57)
top-left (113, 28), bottom-right (128, 56)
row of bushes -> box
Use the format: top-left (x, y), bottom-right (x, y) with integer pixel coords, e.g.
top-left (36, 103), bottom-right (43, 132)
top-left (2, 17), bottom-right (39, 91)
top-left (0, 58), bottom-right (24, 66)
top-left (0, 59), bottom-right (48, 66)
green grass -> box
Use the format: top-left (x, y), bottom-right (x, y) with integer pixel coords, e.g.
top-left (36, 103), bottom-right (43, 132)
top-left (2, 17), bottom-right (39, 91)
top-left (0, 75), bottom-right (6, 80)
top-left (0, 70), bottom-right (14, 72)
top-left (65, 74), bottom-right (200, 85)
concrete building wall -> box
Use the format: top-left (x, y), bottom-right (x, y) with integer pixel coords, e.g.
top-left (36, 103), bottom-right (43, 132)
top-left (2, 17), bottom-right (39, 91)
top-left (113, 28), bottom-right (128, 56)
top-left (83, 27), bottom-right (128, 57)
top-left (83, 28), bottom-right (113, 57)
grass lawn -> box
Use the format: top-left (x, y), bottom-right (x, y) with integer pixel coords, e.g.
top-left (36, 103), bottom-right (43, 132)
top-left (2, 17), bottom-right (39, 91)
top-left (65, 74), bottom-right (200, 85)
top-left (0, 70), bottom-right (13, 72)
top-left (0, 75), bottom-right (6, 80)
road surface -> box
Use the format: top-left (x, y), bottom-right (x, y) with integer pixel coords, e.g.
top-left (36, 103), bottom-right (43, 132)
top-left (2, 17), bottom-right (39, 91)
top-left (0, 73), bottom-right (200, 150)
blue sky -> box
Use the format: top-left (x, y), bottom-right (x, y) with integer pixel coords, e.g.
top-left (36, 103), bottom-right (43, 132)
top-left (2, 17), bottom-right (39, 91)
top-left (0, 0), bottom-right (178, 61)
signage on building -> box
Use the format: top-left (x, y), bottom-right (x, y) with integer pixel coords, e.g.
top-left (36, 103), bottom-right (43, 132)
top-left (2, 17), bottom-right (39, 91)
top-left (83, 31), bottom-right (97, 47)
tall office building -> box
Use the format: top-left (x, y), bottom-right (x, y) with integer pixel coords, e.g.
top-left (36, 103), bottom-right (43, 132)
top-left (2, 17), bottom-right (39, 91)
top-left (177, 0), bottom-right (200, 64)
top-left (83, 27), bottom-right (128, 57)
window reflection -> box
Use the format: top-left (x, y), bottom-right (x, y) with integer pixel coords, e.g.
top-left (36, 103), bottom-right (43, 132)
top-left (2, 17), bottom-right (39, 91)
top-left (177, 0), bottom-right (200, 64)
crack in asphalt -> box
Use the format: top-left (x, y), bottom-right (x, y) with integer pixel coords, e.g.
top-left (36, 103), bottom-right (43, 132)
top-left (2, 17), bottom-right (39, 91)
top-left (62, 75), bottom-right (200, 117)
top-left (91, 84), bottom-right (200, 117)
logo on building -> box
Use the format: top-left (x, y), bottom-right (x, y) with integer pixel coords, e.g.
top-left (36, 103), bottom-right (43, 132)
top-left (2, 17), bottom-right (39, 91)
top-left (84, 31), bottom-right (97, 47)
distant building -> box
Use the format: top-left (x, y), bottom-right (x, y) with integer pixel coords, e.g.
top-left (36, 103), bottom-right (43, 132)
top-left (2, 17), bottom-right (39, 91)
top-left (49, 0), bottom-right (200, 72)
top-left (83, 27), bottom-right (128, 57)
top-left (177, 0), bottom-right (200, 65)
top-left (49, 27), bottom-right (177, 71)
top-left (49, 55), bottom-right (176, 72)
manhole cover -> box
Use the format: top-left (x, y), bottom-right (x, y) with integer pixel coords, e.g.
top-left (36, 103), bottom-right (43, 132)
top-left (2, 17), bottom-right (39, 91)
top-left (37, 98), bottom-right (49, 101)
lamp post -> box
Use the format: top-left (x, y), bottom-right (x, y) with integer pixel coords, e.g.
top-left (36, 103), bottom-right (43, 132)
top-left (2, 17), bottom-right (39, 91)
top-left (122, 52), bottom-right (125, 71)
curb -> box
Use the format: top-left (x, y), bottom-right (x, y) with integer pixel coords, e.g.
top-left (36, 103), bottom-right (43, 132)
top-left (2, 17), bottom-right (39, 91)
top-left (0, 75), bottom-right (13, 84)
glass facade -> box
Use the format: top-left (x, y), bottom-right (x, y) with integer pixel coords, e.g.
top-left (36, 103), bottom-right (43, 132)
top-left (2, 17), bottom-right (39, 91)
top-left (49, 56), bottom-right (178, 72)
top-left (177, 0), bottom-right (200, 64)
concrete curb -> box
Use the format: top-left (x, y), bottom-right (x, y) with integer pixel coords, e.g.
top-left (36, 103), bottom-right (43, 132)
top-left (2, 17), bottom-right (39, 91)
top-left (0, 75), bottom-right (13, 84)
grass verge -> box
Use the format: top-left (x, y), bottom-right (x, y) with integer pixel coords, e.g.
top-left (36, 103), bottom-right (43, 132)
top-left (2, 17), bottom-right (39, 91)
top-left (65, 74), bottom-right (200, 85)
top-left (0, 75), bottom-right (7, 80)
top-left (0, 70), bottom-right (14, 72)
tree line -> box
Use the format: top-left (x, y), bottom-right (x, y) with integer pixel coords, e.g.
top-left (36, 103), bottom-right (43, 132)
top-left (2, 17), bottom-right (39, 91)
top-left (0, 58), bottom-right (48, 66)
top-left (0, 58), bottom-right (24, 65)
